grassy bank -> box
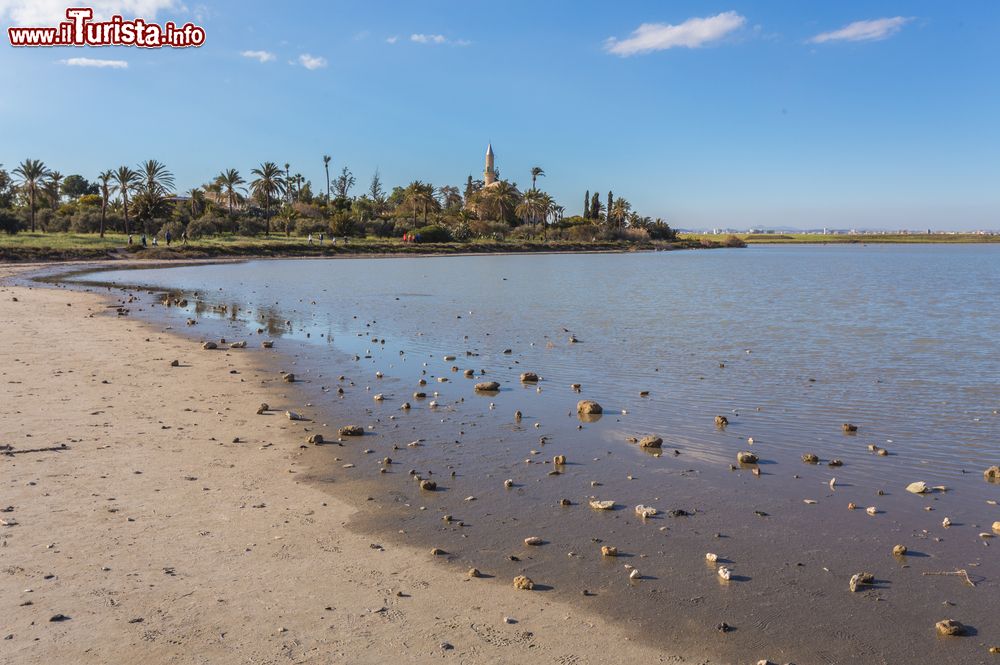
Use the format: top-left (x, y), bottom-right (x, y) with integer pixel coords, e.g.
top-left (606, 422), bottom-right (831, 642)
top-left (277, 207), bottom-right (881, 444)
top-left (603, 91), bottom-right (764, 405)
top-left (680, 232), bottom-right (1000, 244)
top-left (0, 232), bottom-right (709, 262)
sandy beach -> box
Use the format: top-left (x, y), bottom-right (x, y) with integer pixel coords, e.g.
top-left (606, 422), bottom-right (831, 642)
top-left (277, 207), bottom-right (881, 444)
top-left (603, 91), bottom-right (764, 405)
top-left (0, 266), bottom-right (675, 665)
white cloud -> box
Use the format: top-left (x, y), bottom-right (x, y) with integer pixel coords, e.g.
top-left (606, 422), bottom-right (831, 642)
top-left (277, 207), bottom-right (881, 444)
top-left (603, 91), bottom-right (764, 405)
top-left (810, 17), bottom-right (912, 44)
top-left (298, 53), bottom-right (327, 70)
top-left (385, 35), bottom-right (398, 44)
top-left (605, 11), bottom-right (746, 56)
top-left (60, 57), bottom-right (128, 69)
top-left (411, 33), bottom-right (447, 45)
top-left (0, 0), bottom-right (176, 26)
top-left (241, 50), bottom-right (275, 63)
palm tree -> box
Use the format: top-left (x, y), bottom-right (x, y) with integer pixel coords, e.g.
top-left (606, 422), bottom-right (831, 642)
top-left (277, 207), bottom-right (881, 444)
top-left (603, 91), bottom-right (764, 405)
top-left (322, 155), bottom-right (331, 202)
top-left (515, 189), bottom-right (546, 226)
top-left (611, 197), bottom-right (631, 230)
top-left (46, 171), bottom-right (64, 212)
top-left (112, 166), bottom-right (140, 235)
top-left (437, 185), bottom-right (462, 210)
top-left (530, 166), bottom-right (545, 191)
top-left (188, 187), bottom-right (206, 218)
top-left (482, 180), bottom-right (520, 222)
top-left (284, 163), bottom-right (291, 203)
top-left (137, 159), bottom-right (175, 198)
top-left (13, 159), bottom-right (49, 232)
top-left (97, 169), bottom-right (113, 238)
top-left (404, 181), bottom-right (437, 224)
top-left (277, 205), bottom-right (299, 237)
top-left (250, 162), bottom-right (285, 235)
top-left (216, 168), bottom-right (245, 224)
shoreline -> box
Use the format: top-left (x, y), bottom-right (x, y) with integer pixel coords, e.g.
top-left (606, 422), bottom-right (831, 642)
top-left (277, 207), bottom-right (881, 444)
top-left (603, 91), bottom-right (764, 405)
top-left (0, 238), bottom-right (714, 264)
top-left (0, 265), bottom-right (683, 664)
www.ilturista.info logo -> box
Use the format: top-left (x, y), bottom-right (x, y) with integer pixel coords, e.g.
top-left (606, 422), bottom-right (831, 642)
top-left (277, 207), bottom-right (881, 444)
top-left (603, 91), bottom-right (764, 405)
top-left (7, 7), bottom-right (205, 48)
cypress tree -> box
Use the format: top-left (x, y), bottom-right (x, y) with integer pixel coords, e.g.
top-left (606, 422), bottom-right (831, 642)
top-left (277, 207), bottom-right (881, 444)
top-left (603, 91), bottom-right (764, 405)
top-left (591, 192), bottom-right (601, 220)
top-left (583, 190), bottom-right (590, 219)
top-left (607, 191), bottom-right (614, 228)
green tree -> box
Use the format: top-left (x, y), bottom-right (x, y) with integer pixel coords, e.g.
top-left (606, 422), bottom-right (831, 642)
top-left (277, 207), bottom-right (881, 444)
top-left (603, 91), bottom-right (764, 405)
top-left (403, 181), bottom-right (437, 224)
top-left (216, 168), bottom-right (246, 227)
top-left (590, 191), bottom-right (602, 220)
top-left (611, 197), bottom-right (631, 229)
top-left (437, 185), bottom-right (462, 211)
top-left (133, 160), bottom-right (175, 233)
top-left (137, 159), bottom-right (175, 198)
top-left (61, 174), bottom-right (93, 200)
top-left (250, 162), bottom-right (285, 235)
top-left (97, 169), bottom-right (113, 238)
top-left (481, 180), bottom-right (521, 222)
top-left (515, 188), bottom-right (546, 226)
top-left (46, 171), bottom-right (64, 211)
top-left (334, 166), bottom-right (355, 199)
top-left (0, 165), bottom-right (15, 209)
top-left (530, 166), bottom-right (545, 191)
top-left (112, 166), bottom-right (140, 235)
top-left (583, 190), bottom-right (590, 219)
top-left (13, 159), bottom-right (49, 232)
top-left (322, 155), bottom-right (331, 202)
top-left (606, 191), bottom-right (614, 229)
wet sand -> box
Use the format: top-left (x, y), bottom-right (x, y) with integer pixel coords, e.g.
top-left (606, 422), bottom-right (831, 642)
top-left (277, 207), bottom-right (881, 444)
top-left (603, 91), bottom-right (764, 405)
top-left (0, 267), bottom-right (677, 665)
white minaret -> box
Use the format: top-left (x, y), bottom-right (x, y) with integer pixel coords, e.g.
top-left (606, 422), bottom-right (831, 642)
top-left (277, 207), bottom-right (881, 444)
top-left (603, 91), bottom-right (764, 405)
top-left (484, 143), bottom-right (496, 185)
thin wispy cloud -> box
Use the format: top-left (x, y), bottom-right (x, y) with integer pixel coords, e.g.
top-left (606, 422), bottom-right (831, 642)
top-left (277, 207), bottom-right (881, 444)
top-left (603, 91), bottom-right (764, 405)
top-left (385, 36), bottom-right (398, 44)
top-left (401, 33), bottom-right (470, 46)
top-left (0, 0), bottom-right (176, 25)
top-left (411, 33), bottom-right (447, 44)
top-left (810, 17), bottom-right (912, 44)
top-left (60, 57), bottom-right (128, 69)
top-left (605, 11), bottom-right (746, 56)
top-left (241, 50), bottom-right (275, 63)
top-left (298, 53), bottom-right (327, 70)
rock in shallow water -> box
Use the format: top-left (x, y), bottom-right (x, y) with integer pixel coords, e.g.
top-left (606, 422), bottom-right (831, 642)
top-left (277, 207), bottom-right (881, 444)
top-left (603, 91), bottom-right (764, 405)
top-left (577, 400), bottom-right (602, 415)
top-left (638, 435), bottom-right (662, 449)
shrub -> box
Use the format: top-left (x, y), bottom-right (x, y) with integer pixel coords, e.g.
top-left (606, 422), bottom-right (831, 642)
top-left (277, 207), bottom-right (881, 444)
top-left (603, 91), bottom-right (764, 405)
top-left (42, 211), bottom-right (70, 232)
top-left (295, 217), bottom-right (330, 236)
top-left (724, 234), bottom-right (747, 247)
top-left (69, 210), bottom-right (102, 233)
top-left (159, 220), bottom-right (187, 242)
top-left (237, 216), bottom-right (266, 236)
top-left (564, 223), bottom-right (600, 241)
top-left (0, 208), bottom-right (20, 234)
top-left (605, 227), bottom-right (649, 242)
top-left (449, 221), bottom-right (472, 242)
top-left (187, 217), bottom-right (219, 238)
top-left (330, 213), bottom-right (358, 237)
top-left (469, 220), bottom-right (509, 240)
top-left (410, 225), bottom-right (451, 243)
top-left (509, 224), bottom-right (542, 240)
top-left (363, 218), bottom-right (397, 238)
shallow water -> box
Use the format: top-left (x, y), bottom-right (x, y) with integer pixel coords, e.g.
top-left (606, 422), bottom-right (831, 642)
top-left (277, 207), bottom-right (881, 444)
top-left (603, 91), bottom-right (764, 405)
top-left (72, 245), bottom-right (1000, 664)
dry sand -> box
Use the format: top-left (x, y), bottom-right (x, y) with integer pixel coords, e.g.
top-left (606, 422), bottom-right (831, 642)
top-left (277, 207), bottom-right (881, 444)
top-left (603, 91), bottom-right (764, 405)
top-left (0, 269), bottom-right (680, 664)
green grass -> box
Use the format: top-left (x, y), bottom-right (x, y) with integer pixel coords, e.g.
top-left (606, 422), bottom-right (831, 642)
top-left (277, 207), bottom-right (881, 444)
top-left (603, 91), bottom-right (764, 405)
top-left (680, 232), bottom-right (1000, 244)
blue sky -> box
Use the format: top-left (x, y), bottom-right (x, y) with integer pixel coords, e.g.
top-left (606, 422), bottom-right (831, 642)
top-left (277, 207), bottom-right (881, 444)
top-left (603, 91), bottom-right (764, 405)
top-left (1, 0), bottom-right (998, 230)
